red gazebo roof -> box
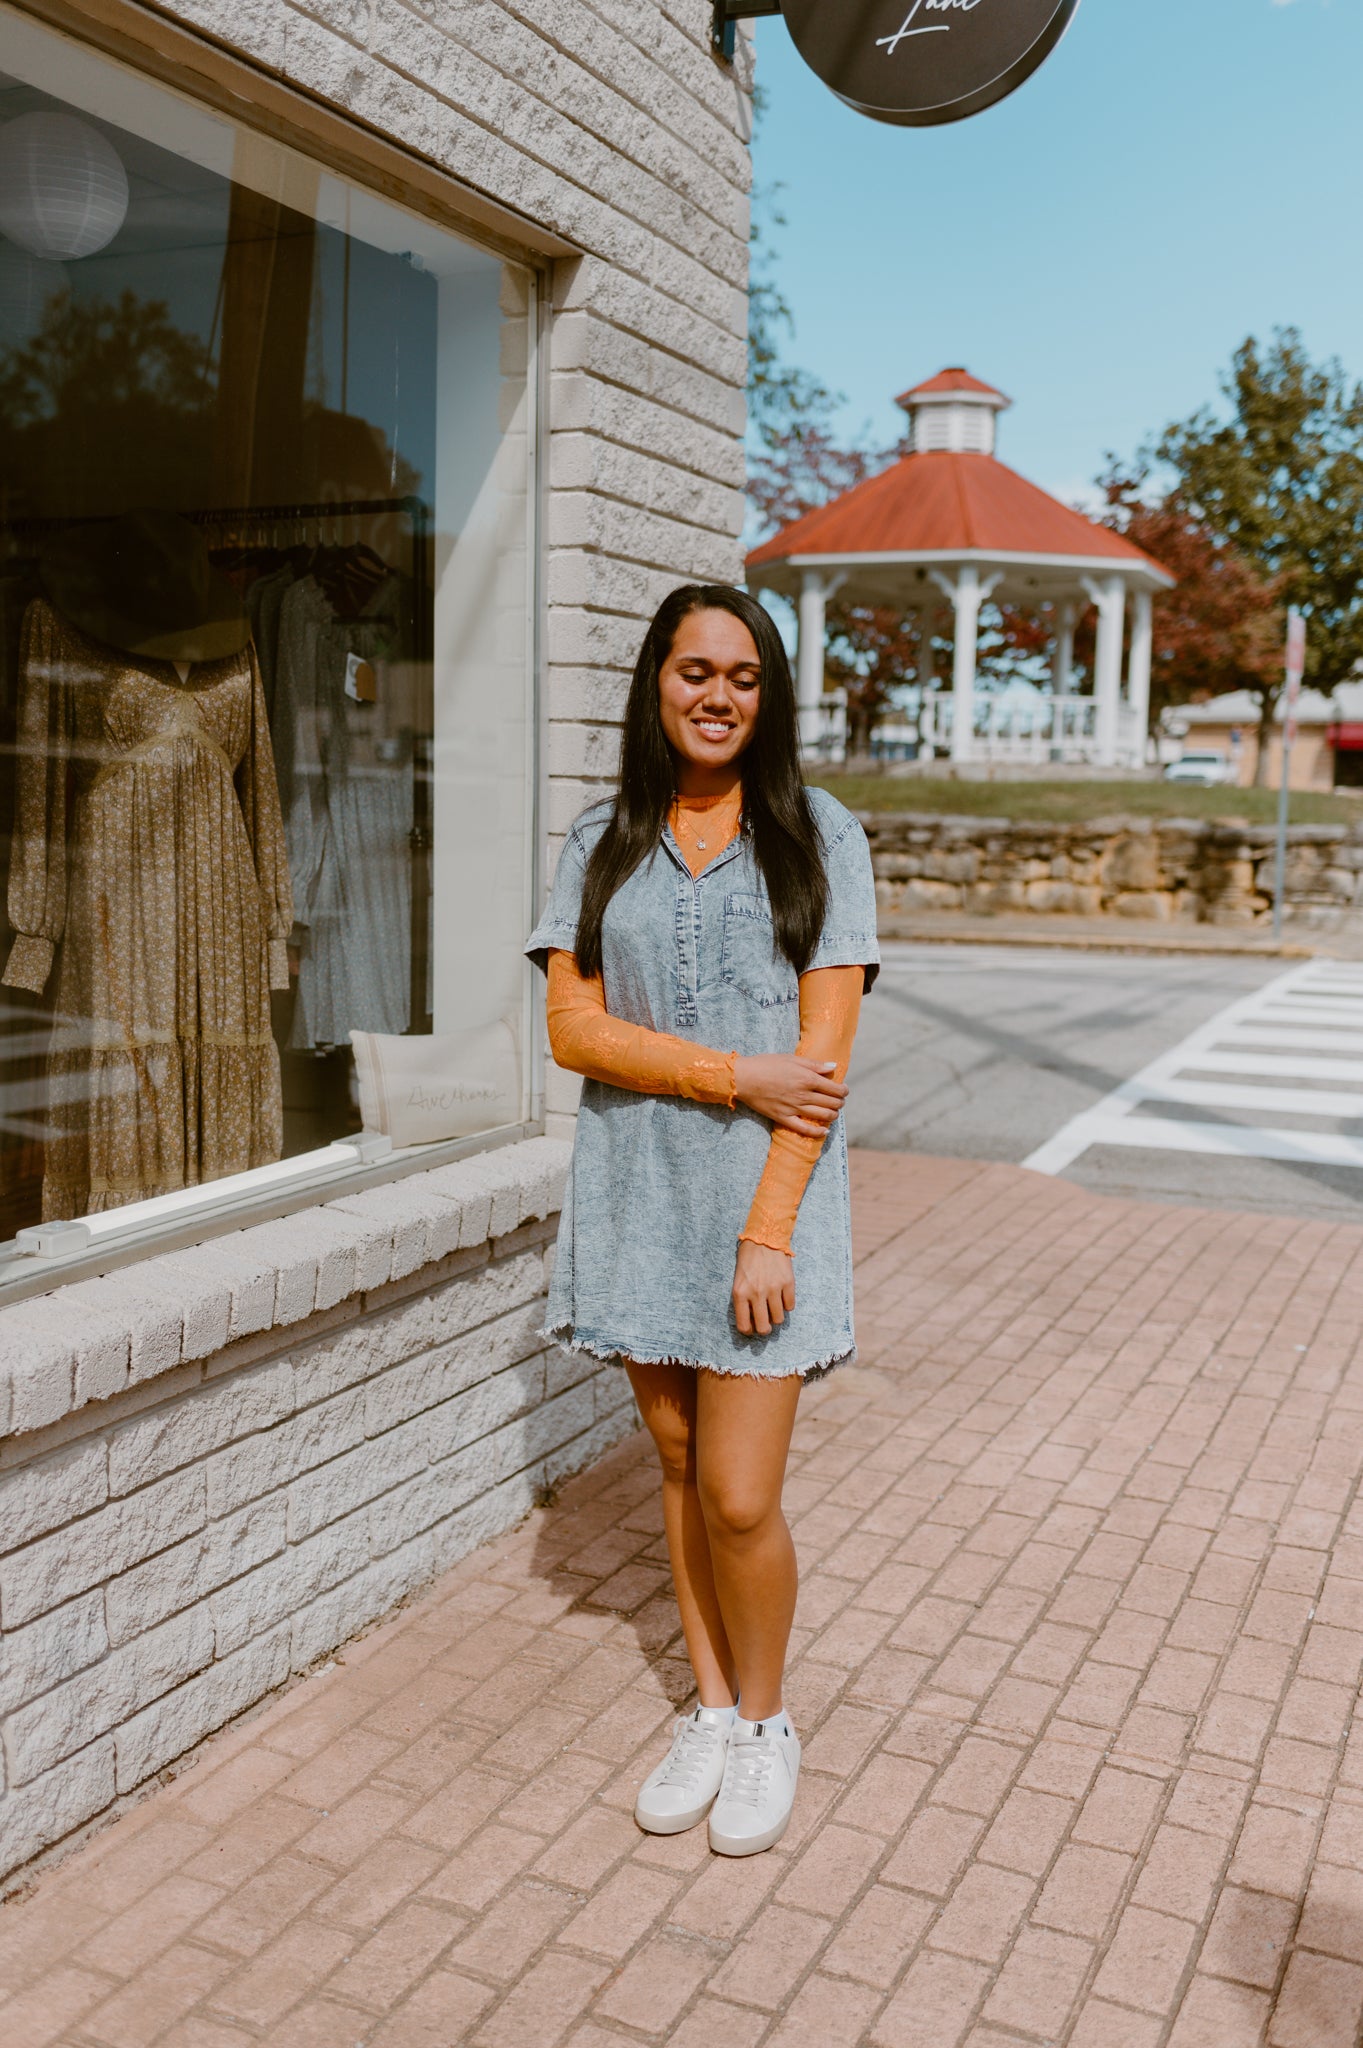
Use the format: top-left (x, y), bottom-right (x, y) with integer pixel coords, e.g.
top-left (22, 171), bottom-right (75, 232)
top-left (895, 367), bottom-right (1009, 408)
top-left (746, 449), bottom-right (1166, 577)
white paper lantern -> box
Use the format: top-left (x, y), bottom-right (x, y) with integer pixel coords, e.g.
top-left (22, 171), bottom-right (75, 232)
top-left (0, 113), bottom-right (129, 261)
top-left (0, 238), bottom-right (69, 349)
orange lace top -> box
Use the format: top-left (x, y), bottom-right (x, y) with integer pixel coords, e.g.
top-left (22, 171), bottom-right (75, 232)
top-left (545, 787), bottom-right (863, 1255)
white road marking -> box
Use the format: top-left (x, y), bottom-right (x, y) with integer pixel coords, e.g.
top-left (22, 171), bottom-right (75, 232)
top-left (1222, 1025), bottom-right (1363, 1052)
top-left (1143, 1080), bottom-right (1363, 1118)
top-left (1184, 1051), bottom-right (1363, 1082)
top-left (1070, 1119), bottom-right (1363, 1169)
top-left (1025, 960), bottom-right (1363, 1177)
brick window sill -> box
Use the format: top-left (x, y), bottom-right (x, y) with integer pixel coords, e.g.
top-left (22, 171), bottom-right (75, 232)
top-left (0, 1137), bottom-right (571, 1443)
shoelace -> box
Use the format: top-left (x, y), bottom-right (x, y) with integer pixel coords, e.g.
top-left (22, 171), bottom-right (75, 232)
top-left (719, 1733), bottom-right (776, 1810)
top-left (657, 1716), bottom-right (722, 1791)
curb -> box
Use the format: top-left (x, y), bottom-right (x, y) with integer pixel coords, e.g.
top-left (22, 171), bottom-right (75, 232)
top-left (878, 920), bottom-right (1319, 960)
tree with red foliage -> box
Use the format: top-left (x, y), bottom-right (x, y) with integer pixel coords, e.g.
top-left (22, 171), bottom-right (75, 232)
top-left (1094, 460), bottom-right (1283, 774)
top-left (822, 603), bottom-right (919, 755)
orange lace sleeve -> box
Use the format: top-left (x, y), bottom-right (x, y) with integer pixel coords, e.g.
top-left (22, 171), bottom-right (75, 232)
top-left (739, 965), bottom-right (864, 1256)
top-left (547, 950), bottom-right (737, 1106)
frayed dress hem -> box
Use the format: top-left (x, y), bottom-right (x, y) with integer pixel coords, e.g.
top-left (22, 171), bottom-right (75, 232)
top-left (542, 1320), bottom-right (854, 1385)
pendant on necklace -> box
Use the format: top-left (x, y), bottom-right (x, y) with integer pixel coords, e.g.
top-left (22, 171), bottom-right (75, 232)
top-left (697, 838), bottom-right (707, 850)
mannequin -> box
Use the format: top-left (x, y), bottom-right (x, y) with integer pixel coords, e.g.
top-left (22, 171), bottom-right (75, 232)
top-left (2, 510), bottom-right (294, 1219)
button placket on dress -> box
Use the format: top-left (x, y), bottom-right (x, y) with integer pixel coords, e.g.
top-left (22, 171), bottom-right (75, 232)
top-left (661, 827), bottom-right (746, 1029)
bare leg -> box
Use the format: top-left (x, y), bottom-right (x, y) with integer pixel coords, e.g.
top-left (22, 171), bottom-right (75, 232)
top-left (627, 1359), bottom-right (737, 1708)
top-left (694, 1370), bottom-right (802, 1722)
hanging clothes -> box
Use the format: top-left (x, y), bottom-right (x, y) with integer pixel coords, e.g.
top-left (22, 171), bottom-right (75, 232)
top-left (1, 598), bottom-right (293, 1220)
top-left (244, 556), bottom-right (297, 717)
top-left (272, 569), bottom-right (412, 1050)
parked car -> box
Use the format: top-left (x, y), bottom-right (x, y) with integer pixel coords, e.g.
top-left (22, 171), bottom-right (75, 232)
top-left (1163, 751), bottom-right (1237, 788)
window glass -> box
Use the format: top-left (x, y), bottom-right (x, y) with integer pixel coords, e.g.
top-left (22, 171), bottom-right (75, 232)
top-left (0, 8), bottom-right (535, 1248)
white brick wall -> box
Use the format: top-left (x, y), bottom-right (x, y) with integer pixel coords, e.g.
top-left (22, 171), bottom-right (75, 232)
top-left (0, 1141), bottom-right (636, 1883)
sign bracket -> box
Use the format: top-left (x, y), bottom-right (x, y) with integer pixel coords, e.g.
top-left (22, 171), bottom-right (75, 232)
top-left (713, 1), bottom-right (782, 62)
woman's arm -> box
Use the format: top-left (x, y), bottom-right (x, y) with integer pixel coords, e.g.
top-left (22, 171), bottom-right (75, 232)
top-left (547, 949), bottom-right (737, 1104)
top-left (547, 950), bottom-right (853, 1131)
top-left (741, 966), bottom-right (864, 1253)
top-left (731, 966), bottom-right (864, 1337)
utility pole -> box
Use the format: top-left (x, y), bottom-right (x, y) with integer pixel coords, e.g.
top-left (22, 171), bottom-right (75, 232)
top-left (1272, 609), bottom-right (1307, 944)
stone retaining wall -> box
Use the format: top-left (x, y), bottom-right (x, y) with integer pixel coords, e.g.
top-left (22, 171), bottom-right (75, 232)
top-left (862, 812), bottom-right (1363, 928)
top-left (0, 1139), bottom-right (633, 1888)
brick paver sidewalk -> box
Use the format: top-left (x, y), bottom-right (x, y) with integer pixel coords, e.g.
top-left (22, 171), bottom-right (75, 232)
top-left (7, 1150), bottom-right (1363, 2048)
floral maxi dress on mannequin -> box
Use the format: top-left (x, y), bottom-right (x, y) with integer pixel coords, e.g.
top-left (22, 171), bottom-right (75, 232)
top-left (2, 599), bottom-right (294, 1220)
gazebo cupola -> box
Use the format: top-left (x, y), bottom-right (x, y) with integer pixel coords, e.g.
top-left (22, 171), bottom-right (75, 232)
top-left (898, 367), bottom-right (1011, 456)
top-left (746, 368), bottom-right (1175, 768)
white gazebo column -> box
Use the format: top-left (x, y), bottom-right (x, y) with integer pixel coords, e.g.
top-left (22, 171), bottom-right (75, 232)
top-left (795, 569), bottom-right (841, 751)
top-left (933, 567), bottom-right (1000, 765)
top-left (1050, 602), bottom-right (1076, 760)
top-left (1084, 574), bottom-right (1126, 769)
top-left (1127, 587), bottom-right (1153, 769)
top-left (1052, 602), bottom-right (1076, 695)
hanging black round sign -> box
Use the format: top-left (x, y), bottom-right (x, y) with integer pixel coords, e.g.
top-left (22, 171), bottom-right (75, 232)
top-left (779, 0), bottom-right (1082, 128)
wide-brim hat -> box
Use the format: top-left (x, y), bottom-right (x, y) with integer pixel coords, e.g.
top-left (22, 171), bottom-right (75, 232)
top-left (39, 509), bottom-right (250, 663)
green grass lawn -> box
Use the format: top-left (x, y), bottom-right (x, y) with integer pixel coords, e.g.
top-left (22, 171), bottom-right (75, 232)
top-left (809, 774), bottom-right (1363, 828)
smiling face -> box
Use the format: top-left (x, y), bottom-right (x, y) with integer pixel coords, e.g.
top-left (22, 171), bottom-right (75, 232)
top-left (657, 606), bottom-right (762, 791)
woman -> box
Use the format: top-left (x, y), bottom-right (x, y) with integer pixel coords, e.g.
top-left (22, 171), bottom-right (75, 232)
top-left (526, 583), bottom-right (878, 1856)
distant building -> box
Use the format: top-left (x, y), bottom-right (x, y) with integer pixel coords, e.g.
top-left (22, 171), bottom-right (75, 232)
top-left (1171, 689), bottom-right (1355, 790)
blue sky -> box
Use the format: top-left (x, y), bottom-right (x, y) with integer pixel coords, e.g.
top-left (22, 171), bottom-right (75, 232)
top-left (750, 0), bottom-right (1363, 506)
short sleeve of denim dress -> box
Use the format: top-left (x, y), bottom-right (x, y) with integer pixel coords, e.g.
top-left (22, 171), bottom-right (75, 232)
top-left (525, 786), bottom-right (880, 1381)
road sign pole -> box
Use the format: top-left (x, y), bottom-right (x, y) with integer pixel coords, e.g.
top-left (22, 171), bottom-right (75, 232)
top-left (1273, 608), bottom-right (1307, 944)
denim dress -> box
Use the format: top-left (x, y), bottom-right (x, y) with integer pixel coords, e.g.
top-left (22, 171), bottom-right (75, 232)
top-left (525, 785), bottom-right (879, 1380)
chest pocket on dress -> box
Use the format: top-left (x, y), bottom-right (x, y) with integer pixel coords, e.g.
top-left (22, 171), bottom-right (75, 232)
top-left (721, 893), bottom-right (799, 1009)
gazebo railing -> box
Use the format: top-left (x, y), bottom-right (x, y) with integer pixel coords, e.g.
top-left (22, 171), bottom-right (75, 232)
top-left (804, 693), bottom-right (1146, 769)
top-left (916, 692), bottom-right (1142, 768)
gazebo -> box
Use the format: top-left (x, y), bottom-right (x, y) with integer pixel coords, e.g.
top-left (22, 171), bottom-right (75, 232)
top-left (746, 370), bottom-right (1175, 768)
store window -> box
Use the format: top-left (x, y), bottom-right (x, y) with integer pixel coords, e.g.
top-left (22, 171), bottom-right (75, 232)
top-left (0, 9), bottom-right (538, 1270)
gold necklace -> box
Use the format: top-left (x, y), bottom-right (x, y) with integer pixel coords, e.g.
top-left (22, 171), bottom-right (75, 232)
top-left (674, 793), bottom-right (739, 855)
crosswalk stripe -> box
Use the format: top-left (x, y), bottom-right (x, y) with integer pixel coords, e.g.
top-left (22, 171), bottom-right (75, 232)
top-left (1183, 1050), bottom-right (1363, 1082)
top-left (1138, 1079), bottom-right (1363, 1117)
top-left (1221, 1025), bottom-right (1363, 1052)
top-left (1067, 1115), bottom-right (1363, 1169)
top-left (1256, 1001), bottom-right (1363, 1019)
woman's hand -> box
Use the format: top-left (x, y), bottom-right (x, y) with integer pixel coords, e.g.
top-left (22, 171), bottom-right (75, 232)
top-left (733, 1054), bottom-right (847, 1137)
top-left (733, 1239), bottom-right (795, 1337)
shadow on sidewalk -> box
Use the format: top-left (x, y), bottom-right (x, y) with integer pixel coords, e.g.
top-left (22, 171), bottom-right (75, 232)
top-left (527, 1399), bottom-right (698, 1715)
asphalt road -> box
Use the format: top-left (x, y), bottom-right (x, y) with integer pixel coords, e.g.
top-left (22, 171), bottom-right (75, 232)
top-left (849, 942), bottom-right (1363, 1223)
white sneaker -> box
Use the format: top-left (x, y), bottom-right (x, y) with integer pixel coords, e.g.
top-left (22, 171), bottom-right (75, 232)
top-left (708, 1712), bottom-right (801, 1857)
top-left (634, 1705), bottom-right (734, 1834)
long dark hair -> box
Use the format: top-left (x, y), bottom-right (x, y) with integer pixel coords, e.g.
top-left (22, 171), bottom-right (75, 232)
top-left (574, 583), bottom-right (829, 978)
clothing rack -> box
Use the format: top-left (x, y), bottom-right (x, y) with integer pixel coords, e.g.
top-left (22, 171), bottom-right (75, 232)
top-left (2, 496), bottom-right (426, 543)
top-left (189, 493), bottom-right (425, 557)
top-left (199, 496), bottom-right (432, 1036)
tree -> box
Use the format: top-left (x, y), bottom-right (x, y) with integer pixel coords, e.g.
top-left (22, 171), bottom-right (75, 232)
top-left (1094, 461), bottom-right (1284, 764)
top-left (1157, 328), bottom-right (1363, 711)
top-left (0, 288), bottom-right (216, 520)
top-left (744, 131), bottom-right (1053, 745)
top-left (745, 111), bottom-right (888, 535)
top-left (745, 127), bottom-right (910, 741)
top-left (823, 606), bottom-right (921, 755)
